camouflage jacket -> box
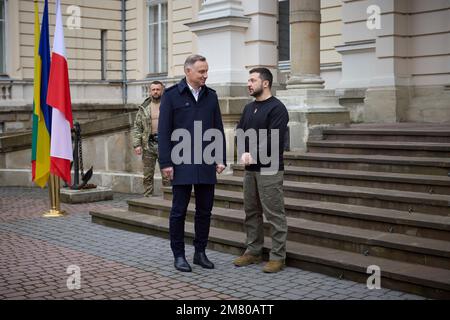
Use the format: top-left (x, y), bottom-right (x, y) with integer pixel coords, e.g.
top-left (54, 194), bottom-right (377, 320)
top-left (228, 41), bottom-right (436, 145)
top-left (132, 97), bottom-right (157, 151)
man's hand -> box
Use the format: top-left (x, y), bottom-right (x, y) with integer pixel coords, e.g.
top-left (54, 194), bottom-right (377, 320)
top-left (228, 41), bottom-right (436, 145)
top-left (134, 146), bottom-right (142, 156)
top-left (240, 152), bottom-right (255, 166)
top-left (162, 167), bottom-right (174, 180)
top-left (216, 164), bottom-right (226, 174)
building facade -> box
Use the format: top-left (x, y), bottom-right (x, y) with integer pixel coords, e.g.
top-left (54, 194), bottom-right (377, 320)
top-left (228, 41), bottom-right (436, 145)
top-left (0, 0), bottom-right (449, 134)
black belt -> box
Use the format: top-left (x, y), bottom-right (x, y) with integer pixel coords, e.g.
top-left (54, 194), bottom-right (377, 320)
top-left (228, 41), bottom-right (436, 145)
top-left (149, 134), bottom-right (158, 142)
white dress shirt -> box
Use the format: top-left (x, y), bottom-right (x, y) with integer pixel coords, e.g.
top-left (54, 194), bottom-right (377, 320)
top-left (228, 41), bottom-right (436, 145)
top-left (187, 81), bottom-right (202, 102)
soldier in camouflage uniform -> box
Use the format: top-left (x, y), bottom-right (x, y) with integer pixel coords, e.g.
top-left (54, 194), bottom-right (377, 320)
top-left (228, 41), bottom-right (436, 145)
top-left (132, 81), bottom-right (170, 196)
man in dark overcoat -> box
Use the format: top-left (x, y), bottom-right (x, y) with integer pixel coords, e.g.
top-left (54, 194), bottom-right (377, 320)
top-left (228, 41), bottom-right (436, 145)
top-left (158, 54), bottom-right (226, 272)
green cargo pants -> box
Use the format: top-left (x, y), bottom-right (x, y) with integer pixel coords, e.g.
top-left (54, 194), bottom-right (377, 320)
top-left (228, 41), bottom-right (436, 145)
top-left (243, 170), bottom-right (287, 261)
top-left (142, 141), bottom-right (170, 197)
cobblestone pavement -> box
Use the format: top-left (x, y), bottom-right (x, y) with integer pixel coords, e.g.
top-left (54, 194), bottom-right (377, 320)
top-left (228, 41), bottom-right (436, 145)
top-left (0, 187), bottom-right (426, 300)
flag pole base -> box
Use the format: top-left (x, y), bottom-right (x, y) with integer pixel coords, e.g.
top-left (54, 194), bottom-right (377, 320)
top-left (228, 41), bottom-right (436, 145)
top-left (44, 174), bottom-right (65, 218)
top-left (42, 209), bottom-right (65, 217)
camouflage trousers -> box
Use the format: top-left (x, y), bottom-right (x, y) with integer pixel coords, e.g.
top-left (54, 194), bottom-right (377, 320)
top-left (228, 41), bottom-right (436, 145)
top-left (243, 170), bottom-right (287, 261)
top-left (142, 142), bottom-right (170, 197)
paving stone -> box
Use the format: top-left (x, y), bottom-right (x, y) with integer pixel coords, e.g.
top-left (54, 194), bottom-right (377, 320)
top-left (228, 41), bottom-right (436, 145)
top-left (399, 293), bottom-right (425, 300)
top-left (229, 291), bottom-right (247, 298)
top-left (348, 292), bottom-right (369, 299)
top-left (304, 294), bottom-right (324, 300)
top-left (331, 288), bottom-right (353, 295)
top-left (280, 293), bottom-right (305, 299)
top-left (328, 294), bottom-right (349, 300)
top-left (310, 289), bottom-right (334, 297)
top-left (0, 187), bottom-right (427, 301)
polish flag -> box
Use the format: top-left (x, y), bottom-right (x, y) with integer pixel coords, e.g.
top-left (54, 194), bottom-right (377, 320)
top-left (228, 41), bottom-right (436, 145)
top-left (47, 0), bottom-right (73, 184)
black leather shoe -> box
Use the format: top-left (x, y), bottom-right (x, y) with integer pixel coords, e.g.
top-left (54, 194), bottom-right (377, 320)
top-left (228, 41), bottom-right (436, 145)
top-left (193, 252), bottom-right (214, 269)
top-left (174, 256), bottom-right (192, 272)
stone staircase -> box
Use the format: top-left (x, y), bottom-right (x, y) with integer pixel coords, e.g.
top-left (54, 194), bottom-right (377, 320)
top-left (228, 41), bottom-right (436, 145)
top-left (90, 124), bottom-right (450, 299)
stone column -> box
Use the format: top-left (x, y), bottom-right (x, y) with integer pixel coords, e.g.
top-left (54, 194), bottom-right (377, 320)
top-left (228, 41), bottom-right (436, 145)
top-left (287, 0), bottom-right (324, 89)
top-left (242, 0), bottom-right (279, 84)
top-left (186, 0), bottom-right (250, 91)
top-left (186, 0), bottom-right (252, 168)
top-left (362, 0), bottom-right (411, 123)
top-left (276, 0), bottom-right (349, 151)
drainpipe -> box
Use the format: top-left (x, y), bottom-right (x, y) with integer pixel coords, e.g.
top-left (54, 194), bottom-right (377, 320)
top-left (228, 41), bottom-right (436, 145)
top-left (121, 0), bottom-right (127, 106)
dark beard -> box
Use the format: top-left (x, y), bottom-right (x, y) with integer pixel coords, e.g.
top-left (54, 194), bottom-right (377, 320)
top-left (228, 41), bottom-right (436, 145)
top-left (152, 95), bottom-right (161, 102)
top-left (250, 86), bottom-right (263, 98)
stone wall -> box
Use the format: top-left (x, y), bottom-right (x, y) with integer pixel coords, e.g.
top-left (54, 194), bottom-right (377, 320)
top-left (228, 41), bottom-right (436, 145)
top-left (0, 112), bottom-right (152, 194)
top-left (0, 97), bottom-right (136, 134)
top-left (0, 98), bottom-right (244, 193)
top-left (406, 86), bottom-right (450, 123)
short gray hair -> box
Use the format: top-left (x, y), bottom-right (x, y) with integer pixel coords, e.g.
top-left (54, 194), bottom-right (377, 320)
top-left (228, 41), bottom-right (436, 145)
top-left (184, 54), bottom-right (206, 70)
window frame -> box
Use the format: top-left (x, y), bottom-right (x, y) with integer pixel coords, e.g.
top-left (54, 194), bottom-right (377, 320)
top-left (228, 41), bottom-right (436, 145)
top-left (100, 29), bottom-right (107, 80)
top-left (278, 0), bottom-right (290, 66)
top-left (0, 0), bottom-right (6, 75)
top-left (147, 0), bottom-right (168, 75)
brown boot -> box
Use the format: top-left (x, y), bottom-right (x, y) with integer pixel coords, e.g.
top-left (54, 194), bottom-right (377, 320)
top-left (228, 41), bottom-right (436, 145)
top-left (233, 253), bottom-right (262, 267)
top-left (262, 260), bottom-right (284, 273)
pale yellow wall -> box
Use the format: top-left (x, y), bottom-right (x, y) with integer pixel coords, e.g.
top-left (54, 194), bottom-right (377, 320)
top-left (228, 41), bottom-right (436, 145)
top-left (407, 0), bottom-right (450, 86)
top-left (320, 0), bottom-right (343, 65)
top-left (14, 0), bottom-right (344, 81)
top-left (19, 0), bottom-right (123, 81)
top-left (127, 0), bottom-right (199, 80)
top-left (125, 0), bottom-right (137, 80)
top-left (12, 0), bottom-right (447, 87)
top-left (170, 0), bottom-right (198, 77)
top-left (6, 0), bottom-right (22, 79)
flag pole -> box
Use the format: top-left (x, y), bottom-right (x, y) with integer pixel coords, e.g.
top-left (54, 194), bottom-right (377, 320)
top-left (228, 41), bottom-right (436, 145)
top-left (47, 0), bottom-right (74, 192)
top-left (43, 174), bottom-right (64, 217)
top-left (32, 0), bottom-right (59, 217)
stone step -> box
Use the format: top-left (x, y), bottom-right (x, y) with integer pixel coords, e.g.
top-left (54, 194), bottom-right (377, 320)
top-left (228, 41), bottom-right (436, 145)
top-left (90, 207), bottom-right (450, 299)
top-left (127, 197), bottom-right (450, 269)
top-left (307, 141), bottom-right (450, 158)
top-left (156, 187), bottom-right (450, 241)
top-left (322, 128), bottom-right (450, 143)
top-left (283, 152), bottom-right (450, 176)
top-left (231, 165), bottom-right (450, 194)
top-left (164, 179), bottom-right (450, 216)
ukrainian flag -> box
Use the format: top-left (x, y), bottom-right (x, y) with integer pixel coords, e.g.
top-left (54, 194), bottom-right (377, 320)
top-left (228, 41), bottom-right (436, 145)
top-left (31, 0), bottom-right (52, 188)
